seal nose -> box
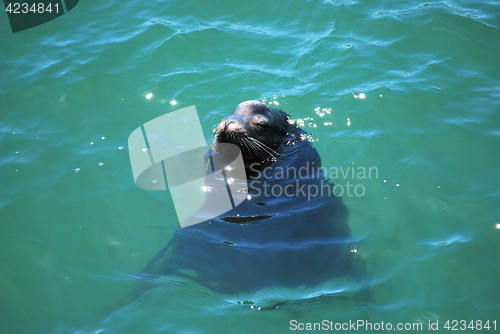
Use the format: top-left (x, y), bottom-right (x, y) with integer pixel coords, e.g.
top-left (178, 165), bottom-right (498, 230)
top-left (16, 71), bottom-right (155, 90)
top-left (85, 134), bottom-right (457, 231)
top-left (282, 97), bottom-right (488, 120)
top-left (226, 120), bottom-right (238, 131)
top-left (223, 118), bottom-right (242, 132)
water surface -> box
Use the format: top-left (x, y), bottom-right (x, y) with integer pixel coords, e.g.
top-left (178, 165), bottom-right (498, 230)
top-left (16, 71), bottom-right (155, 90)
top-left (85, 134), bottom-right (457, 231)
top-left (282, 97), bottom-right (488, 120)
top-left (1, 0), bottom-right (499, 333)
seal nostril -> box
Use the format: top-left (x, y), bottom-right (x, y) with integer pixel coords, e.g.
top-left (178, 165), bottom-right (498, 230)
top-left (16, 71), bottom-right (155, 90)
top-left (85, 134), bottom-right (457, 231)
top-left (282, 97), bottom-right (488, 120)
top-left (224, 120), bottom-right (236, 131)
top-left (226, 121), bottom-right (241, 132)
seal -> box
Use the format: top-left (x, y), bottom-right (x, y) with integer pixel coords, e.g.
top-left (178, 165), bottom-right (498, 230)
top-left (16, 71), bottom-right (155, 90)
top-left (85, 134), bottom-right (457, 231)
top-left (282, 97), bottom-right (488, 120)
top-left (138, 101), bottom-right (365, 299)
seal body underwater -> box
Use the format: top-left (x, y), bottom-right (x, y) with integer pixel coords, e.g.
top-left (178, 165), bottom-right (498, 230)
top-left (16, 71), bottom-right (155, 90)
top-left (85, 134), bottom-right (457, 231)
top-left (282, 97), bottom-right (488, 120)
top-left (138, 101), bottom-right (365, 296)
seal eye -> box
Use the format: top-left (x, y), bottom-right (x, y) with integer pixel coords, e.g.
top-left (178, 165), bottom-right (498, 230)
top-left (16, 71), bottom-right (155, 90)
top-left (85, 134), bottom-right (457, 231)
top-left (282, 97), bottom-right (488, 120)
top-left (256, 123), bottom-right (269, 130)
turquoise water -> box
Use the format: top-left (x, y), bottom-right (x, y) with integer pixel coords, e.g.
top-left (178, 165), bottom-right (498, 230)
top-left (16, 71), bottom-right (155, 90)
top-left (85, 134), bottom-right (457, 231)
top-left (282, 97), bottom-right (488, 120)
top-left (1, 0), bottom-right (499, 333)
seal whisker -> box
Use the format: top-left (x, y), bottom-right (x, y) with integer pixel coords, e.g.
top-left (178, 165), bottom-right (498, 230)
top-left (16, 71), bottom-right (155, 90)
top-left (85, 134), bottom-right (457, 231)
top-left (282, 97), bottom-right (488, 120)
top-left (241, 137), bottom-right (269, 161)
top-left (247, 137), bottom-right (279, 159)
top-left (249, 140), bottom-right (276, 161)
top-left (231, 132), bottom-right (243, 150)
top-left (252, 147), bottom-right (268, 162)
top-left (234, 135), bottom-right (261, 161)
top-left (239, 137), bottom-right (254, 154)
top-left (239, 137), bottom-right (261, 157)
top-left (247, 136), bottom-right (278, 155)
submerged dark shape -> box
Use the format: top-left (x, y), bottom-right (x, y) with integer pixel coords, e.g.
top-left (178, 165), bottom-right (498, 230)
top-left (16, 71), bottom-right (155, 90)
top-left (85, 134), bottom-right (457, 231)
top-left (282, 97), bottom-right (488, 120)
top-left (138, 101), bottom-right (366, 296)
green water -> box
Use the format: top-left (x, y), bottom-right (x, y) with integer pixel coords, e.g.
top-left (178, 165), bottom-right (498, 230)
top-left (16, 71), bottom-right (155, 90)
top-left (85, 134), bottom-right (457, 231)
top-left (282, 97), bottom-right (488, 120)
top-left (1, 0), bottom-right (499, 333)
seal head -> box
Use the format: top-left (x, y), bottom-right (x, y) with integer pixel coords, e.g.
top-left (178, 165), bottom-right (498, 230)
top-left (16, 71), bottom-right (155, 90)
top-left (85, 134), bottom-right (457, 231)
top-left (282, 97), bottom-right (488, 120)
top-left (214, 101), bottom-right (290, 169)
